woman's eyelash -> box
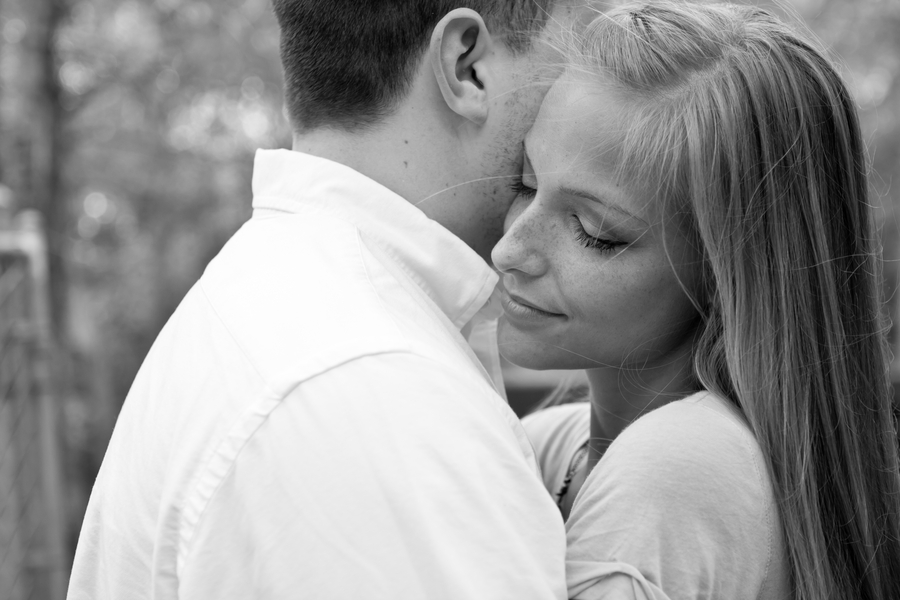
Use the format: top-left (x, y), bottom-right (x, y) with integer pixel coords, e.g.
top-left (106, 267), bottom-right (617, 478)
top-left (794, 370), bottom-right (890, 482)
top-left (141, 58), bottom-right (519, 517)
top-left (509, 176), bottom-right (537, 198)
top-left (572, 217), bottom-right (625, 252)
top-left (507, 178), bottom-right (623, 253)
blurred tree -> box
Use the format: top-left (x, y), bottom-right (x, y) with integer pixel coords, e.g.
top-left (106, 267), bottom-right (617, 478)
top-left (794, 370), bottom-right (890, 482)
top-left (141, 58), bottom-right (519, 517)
top-left (0, 0), bottom-right (69, 332)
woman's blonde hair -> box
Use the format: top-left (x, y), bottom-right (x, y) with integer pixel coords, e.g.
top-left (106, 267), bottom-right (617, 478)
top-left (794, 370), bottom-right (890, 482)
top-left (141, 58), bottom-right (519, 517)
top-left (564, 2), bottom-right (900, 597)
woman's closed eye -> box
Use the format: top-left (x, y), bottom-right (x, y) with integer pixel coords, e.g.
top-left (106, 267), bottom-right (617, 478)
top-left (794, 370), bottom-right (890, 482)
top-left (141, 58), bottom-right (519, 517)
top-left (508, 175), bottom-right (625, 253)
top-left (572, 215), bottom-right (626, 252)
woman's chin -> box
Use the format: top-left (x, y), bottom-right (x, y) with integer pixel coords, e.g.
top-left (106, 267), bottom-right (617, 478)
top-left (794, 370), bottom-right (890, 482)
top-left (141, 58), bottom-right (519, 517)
top-left (498, 323), bottom-right (596, 371)
top-left (498, 323), bottom-right (554, 370)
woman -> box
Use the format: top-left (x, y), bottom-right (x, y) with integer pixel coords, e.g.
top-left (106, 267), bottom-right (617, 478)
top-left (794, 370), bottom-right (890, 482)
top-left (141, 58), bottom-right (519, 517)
top-left (494, 2), bottom-right (900, 599)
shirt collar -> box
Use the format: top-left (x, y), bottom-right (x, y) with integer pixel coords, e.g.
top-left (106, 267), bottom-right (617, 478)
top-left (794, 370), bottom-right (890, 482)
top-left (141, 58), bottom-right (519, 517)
top-left (250, 149), bottom-right (498, 329)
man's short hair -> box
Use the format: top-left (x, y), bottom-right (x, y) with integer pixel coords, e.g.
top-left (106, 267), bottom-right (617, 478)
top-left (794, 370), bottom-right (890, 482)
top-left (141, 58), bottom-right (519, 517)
top-left (271, 0), bottom-right (555, 132)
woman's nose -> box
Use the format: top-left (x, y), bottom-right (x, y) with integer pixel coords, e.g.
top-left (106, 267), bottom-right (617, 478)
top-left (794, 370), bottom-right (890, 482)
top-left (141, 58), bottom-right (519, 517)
top-left (491, 197), bottom-right (547, 277)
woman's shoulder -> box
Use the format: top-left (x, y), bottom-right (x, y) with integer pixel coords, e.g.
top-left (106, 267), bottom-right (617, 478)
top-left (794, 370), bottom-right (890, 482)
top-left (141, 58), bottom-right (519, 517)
top-left (566, 391), bottom-right (787, 600)
top-left (602, 391), bottom-right (770, 504)
top-left (621, 391), bottom-right (760, 459)
top-left (521, 402), bottom-right (591, 494)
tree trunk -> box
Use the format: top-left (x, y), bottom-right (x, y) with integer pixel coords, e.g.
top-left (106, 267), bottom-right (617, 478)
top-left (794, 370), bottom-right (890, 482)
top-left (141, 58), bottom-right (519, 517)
top-left (6, 0), bottom-right (69, 339)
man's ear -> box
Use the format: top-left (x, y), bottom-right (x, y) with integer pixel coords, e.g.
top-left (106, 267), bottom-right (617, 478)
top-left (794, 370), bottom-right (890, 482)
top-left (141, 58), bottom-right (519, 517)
top-left (429, 8), bottom-right (493, 126)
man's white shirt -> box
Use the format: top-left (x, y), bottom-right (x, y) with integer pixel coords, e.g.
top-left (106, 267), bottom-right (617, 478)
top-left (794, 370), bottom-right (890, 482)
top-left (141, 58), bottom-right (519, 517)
top-left (67, 149), bottom-right (566, 599)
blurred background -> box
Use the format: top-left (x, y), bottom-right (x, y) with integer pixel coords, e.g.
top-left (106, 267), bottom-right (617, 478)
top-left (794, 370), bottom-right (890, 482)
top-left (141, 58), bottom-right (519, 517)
top-left (0, 0), bottom-right (897, 597)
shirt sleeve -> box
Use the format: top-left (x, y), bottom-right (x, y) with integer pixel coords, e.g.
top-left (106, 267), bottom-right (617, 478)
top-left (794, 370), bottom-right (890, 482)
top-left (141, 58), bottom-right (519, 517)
top-left (564, 397), bottom-right (777, 600)
top-left (177, 351), bottom-right (567, 600)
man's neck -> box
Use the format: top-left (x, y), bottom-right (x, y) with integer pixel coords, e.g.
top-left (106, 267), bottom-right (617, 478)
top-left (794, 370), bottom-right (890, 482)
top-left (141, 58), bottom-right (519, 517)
top-left (290, 87), bottom-right (460, 213)
top-left (292, 125), bottom-right (416, 202)
top-left (288, 61), bottom-right (496, 259)
top-left (289, 102), bottom-right (491, 259)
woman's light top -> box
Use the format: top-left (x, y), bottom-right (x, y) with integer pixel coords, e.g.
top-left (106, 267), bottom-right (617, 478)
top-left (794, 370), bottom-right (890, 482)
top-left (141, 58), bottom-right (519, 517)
top-left (524, 392), bottom-right (791, 600)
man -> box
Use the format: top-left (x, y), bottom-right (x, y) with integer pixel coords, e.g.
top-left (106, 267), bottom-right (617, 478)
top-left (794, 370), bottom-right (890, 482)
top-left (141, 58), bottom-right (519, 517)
top-left (68, 1), bottom-right (586, 598)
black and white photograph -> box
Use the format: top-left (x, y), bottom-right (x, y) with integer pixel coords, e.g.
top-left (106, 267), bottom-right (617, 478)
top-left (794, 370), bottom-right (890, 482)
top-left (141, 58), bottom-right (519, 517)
top-left (1, 0), bottom-right (899, 598)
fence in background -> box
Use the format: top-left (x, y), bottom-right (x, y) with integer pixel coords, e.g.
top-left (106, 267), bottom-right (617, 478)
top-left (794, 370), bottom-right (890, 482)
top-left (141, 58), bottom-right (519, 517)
top-left (0, 211), bottom-right (67, 600)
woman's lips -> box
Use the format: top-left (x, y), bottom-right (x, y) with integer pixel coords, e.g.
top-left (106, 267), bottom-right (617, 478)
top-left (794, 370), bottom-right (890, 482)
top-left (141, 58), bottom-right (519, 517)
top-left (500, 289), bottom-right (566, 322)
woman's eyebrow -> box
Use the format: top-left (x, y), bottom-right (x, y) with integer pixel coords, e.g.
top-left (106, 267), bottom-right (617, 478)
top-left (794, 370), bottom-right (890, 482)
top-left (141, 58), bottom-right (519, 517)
top-left (560, 185), bottom-right (647, 226)
top-left (525, 133), bottom-right (647, 226)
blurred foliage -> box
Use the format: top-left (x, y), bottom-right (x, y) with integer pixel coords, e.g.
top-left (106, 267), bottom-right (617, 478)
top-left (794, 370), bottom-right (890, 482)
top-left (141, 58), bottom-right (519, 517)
top-left (0, 0), bottom-right (898, 553)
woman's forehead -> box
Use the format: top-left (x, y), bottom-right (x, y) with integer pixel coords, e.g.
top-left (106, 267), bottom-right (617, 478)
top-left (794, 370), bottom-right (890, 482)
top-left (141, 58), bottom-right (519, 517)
top-left (529, 74), bottom-right (661, 211)
top-left (530, 73), bottom-right (635, 164)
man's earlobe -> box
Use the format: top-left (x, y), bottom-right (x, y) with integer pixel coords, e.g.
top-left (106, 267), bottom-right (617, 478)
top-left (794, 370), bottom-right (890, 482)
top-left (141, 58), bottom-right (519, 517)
top-left (429, 8), bottom-right (492, 126)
